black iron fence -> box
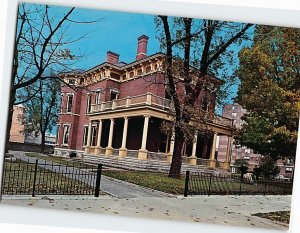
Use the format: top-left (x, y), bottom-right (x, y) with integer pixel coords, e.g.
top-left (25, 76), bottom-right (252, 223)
top-left (184, 171), bottom-right (293, 197)
top-left (2, 158), bottom-right (102, 197)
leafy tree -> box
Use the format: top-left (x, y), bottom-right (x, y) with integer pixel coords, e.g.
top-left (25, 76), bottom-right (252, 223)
top-left (233, 159), bottom-right (249, 177)
top-left (156, 16), bottom-right (253, 177)
top-left (258, 155), bottom-right (280, 179)
top-left (235, 26), bottom-right (300, 160)
top-left (252, 167), bottom-right (262, 180)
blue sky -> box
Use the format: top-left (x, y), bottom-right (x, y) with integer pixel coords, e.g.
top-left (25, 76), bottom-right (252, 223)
top-left (62, 7), bottom-right (161, 70)
top-left (27, 4), bottom-right (254, 109)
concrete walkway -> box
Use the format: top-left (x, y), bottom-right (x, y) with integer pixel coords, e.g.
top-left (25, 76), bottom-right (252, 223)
top-left (9, 151), bottom-right (169, 198)
top-left (1, 195), bottom-right (291, 230)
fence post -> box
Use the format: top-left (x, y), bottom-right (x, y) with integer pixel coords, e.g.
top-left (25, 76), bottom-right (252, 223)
top-left (264, 179), bottom-right (267, 196)
top-left (208, 174), bottom-right (212, 196)
top-left (94, 164), bottom-right (102, 197)
top-left (184, 171), bottom-right (190, 197)
top-left (32, 159), bottom-right (38, 197)
top-left (239, 178), bottom-right (242, 196)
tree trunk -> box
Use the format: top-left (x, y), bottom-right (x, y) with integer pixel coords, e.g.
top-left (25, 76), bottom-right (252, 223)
top-left (41, 130), bottom-right (46, 153)
top-left (169, 126), bottom-right (185, 178)
top-left (4, 90), bottom-right (16, 154)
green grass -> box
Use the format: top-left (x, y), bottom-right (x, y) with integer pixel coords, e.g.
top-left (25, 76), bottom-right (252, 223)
top-left (102, 170), bottom-right (185, 195)
top-left (2, 159), bottom-right (95, 195)
top-left (25, 152), bottom-right (95, 169)
top-left (24, 153), bottom-right (292, 196)
top-left (253, 211), bottom-right (290, 224)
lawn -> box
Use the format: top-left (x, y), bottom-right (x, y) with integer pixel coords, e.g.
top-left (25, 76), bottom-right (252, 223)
top-left (25, 152), bottom-right (95, 169)
top-left (25, 153), bottom-right (186, 195)
top-left (253, 211), bottom-right (290, 224)
top-left (102, 170), bottom-right (186, 195)
top-left (2, 158), bottom-right (95, 195)
top-left (23, 153), bottom-right (293, 196)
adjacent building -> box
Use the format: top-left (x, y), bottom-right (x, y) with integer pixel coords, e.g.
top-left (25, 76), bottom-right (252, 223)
top-left (9, 105), bottom-right (25, 143)
top-left (218, 103), bottom-right (294, 178)
top-left (55, 35), bottom-right (233, 169)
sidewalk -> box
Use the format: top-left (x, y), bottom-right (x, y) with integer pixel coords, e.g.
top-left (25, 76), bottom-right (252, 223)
top-left (1, 195), bottom-right (291, 230)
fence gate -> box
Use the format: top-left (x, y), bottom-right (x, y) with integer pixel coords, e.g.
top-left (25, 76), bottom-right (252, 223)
top-left (2, 158), bottom-right (102, 197)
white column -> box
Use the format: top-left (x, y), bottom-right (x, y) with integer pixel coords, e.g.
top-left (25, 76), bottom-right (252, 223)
top-left (105, 118), bottom-right (114, 156)
top-left (138, 115), bottom-right (150, 160)
top-left (94, 119), bottom-right (103, 155)
top-left (96, 120), bottom-right (103, 147)
top-left (209, 133), bottom-right (218, 168)
top-left (85, 121), bottom-right (92, 154)
top-left (107, 118), bottom-right (114, 148)
top-left (140, 115), bottom-right (150, 150)
top-left (209, 133), bottom-right (217, 160)
top-left (119, 117), bottom-right (129, 158)
top-left (121, 117), bottom-right (129, 148)
top-left (191, 131), bottom-right (198, 157)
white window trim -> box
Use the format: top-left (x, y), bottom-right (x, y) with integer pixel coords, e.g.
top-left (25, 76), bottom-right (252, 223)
top-left (66, 93), bottom-right (74, 113)
top-left (86, 93), bottom-right (92, 113)
top-left (90, 125), bottom-right (98, 147)
top-left (110, 88), bottom-right (120, 100)
top-left (55, 124), bottom-right (61, 146)
top-left (60, 94), bottom-right (64, 113)
top-left (62, 124), bottom-right (71, 146)
top-left (82, 125), bottom-right (89, 147)
top-left (95, 89), bottom-right (102, 104)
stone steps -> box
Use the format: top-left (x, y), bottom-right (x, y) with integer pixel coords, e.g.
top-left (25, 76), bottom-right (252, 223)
top-left (83, 154), bottom-right (218, 175)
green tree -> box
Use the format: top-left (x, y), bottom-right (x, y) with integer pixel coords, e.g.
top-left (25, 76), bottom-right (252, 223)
top-left (258, 155), bottom-right (280, 179)
top-left (156, 16), bottom-right (252, 177)
top-left (235, 26), bottom-right (300, 160)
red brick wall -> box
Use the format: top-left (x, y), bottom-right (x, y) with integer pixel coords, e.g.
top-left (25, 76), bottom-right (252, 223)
top-left (57, 72), bottom-right (217, 151)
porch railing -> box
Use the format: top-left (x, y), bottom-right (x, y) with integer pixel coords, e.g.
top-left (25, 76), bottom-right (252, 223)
top-left (90, 93), bottom-right (232, 127)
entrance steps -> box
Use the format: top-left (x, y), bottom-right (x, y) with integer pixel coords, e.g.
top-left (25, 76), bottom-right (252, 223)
top-left (83, 154), bottom-right (219, 175)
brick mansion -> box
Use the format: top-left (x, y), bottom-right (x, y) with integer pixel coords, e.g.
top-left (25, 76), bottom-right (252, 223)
top-left (55, 35), bottom-right (233, 170)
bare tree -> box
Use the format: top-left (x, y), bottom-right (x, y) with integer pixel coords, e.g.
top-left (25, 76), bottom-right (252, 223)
top-left (6, 4), bottom-right (101, 153)
top-left (156, 16), bottom-right (253, 177)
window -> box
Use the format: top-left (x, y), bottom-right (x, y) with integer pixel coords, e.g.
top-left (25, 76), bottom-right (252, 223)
top-left (286, 167), bottom-right (293, 174)
top-left (137, 69), bottom-right (142, 75)
top-left (69, 79), bottom-right (75, 85)
top-left (86, 95), bottom-right (92, 113)
top-left (95, 91), bottom-right (101, 104)
top-left (110, 90), bottom-right (119, 101)
top-left (232, 112), bottom-right (237, 118)
top-left (111, 72), bottom-right (120, 80)
top-left (83, 126), bottom-right (88, 146)
top-left (63, 125), bottom-right (70, 145)
top-left (146, 66), bottom-right (151, 73)
top-left (56, 125), bottom-right (60, 144)
top-left (66, 95), bottom-right (73, 113)
top-left (232, 105), bottom-right (237, 110)
top-left (129, 71), bottom-right (134, 78)
top-left (202, 98), bottom-right (209, 112)
top-left (91, 125), bottom-right (97, 146)
top-left (60, 94), bottom-right (64, 113)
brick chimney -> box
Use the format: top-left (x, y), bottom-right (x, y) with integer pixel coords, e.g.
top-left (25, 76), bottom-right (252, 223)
top-left (107, 51), bottom-right (119, 64)
top-left (136, 35), bottom-right (149, 60)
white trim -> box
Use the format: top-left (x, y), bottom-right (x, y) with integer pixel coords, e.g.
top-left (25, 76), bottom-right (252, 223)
top-left (66, 94), bottom-right (74, 113)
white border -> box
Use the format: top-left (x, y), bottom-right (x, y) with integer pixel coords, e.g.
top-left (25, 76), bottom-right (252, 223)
top-left (0, 0), bottom-right (299, 233)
